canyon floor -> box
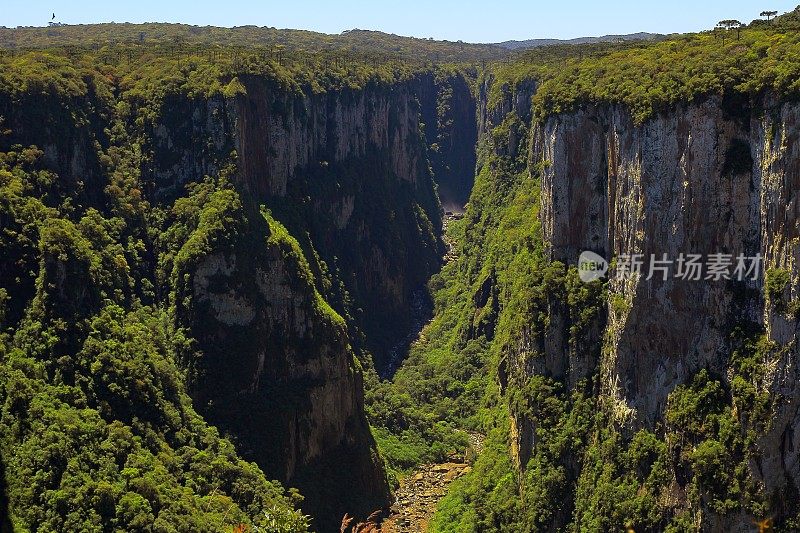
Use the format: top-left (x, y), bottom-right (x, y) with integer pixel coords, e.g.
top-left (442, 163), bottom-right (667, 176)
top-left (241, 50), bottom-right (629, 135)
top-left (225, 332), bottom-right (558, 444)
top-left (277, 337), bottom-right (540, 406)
top-left (378, 433), bottom-right (483, 532)
top-left (351, 210), bottom-right (473, 533)
top-left (378, 461), bottom-right (471, 532)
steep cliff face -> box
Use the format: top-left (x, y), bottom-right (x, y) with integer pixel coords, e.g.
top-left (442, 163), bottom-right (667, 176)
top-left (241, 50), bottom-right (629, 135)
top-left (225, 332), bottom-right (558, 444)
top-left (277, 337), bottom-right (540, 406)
top-left (535, 98), bottom-right (761, 413)
top-left (146, 93), bottom-right (235, 201)
top-left (0, 55), bottom-right (460, 529)
top-left (478, 76), bottom-right (537, 141)
top-left (0, 84), bottom-right (111, 206)
top-left (416, 72), bottom-right (479, 209)
top-left (754, 101), bottom-right (800, 505)
top-left (235, 77), bottom-right (443, 368)
top-left (146, 76), bottom-right (454, 527)
top-left (172, 204), bottom-right (389, 530)
top-left (522, 94), bottom-right (800, 525)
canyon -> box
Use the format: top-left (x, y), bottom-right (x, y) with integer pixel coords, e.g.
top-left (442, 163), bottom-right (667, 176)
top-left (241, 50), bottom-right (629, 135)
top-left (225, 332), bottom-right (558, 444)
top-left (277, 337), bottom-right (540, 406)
top-left (0, 57), bottom-right (480, 531)
top-left (2, 14), bottom-right (800, 532)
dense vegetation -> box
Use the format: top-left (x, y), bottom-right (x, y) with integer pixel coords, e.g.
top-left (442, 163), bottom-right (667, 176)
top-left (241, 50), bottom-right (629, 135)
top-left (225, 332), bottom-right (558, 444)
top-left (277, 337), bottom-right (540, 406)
top-left (0, 43), bottom-right (448, 531)
top-left (3, 5), bottom-right (800, 531)
top-left (0, 43), bottom-right (439, 106)
top-left (483, 7), bottom-right (800, 122)
top-left (367, 9), bottom-right (800, 531)
top-left (0, 23), bottom-right (508, 63)
top-left (0, 145), bottom-right (309, 530)
top-left (0, 32), bottom-right (474, 530)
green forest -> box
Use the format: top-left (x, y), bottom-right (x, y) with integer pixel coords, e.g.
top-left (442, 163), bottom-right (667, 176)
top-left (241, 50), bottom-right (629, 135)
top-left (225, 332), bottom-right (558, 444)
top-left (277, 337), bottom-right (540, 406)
top-left (2, 5), bottom-right (800, 533)
top-left (0, 23), bottom-right (507, 64)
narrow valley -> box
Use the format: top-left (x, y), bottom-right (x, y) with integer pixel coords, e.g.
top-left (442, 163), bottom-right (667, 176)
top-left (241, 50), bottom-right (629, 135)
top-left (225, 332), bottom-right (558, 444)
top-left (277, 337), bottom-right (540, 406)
top-left (2, 6), bottom-right (800, 533)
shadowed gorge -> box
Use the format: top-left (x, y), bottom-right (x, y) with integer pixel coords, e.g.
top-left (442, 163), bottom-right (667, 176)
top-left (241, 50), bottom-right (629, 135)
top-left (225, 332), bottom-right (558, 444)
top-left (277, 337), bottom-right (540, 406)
top-left (2, 7), bottom-right (800, 533)
top-left (367, 8), bottom-right (800, 532)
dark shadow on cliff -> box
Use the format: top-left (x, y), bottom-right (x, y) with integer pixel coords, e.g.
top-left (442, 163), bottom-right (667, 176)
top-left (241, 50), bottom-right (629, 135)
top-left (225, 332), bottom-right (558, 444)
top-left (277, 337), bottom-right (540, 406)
top-left (415, 72), bottom-right (478, 210)
top-left (264, 151), bottom-right (443, 374)
top-left (289, 426), bottom-right (390, 532)
top-left (204, 387), bottom-right (390, 533)
top-left (181, 201), bottom-right (390, 533)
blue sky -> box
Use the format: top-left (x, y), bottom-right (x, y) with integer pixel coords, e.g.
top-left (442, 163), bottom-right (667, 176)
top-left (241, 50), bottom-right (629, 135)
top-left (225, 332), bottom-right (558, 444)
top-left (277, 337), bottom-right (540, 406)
top-left (2, 1), bottom-right (798, 42)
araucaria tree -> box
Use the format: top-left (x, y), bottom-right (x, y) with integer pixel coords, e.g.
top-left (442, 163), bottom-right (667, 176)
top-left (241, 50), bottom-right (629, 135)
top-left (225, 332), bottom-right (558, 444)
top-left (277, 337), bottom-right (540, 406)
top-left (760, 10), bottom-right (778, 23)
top-left (717, 19), bottom-right (744, 41)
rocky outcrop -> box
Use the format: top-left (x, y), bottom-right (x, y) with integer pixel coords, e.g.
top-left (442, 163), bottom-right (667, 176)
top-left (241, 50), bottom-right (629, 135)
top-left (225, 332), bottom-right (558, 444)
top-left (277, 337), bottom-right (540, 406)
top-left (178, 219), bottom-right (390, 531)
top-left (380, 433), bottom-right (481, 532)
top-left (380, 461), bottom-right (472, 532)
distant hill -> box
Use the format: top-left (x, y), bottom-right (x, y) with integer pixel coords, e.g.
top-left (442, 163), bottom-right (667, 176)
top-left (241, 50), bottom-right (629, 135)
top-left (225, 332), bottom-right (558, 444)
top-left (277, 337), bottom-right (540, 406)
top-left (495, 32), bottom-right (663, 50)
top-left (0, 23), bottom-right (509, 63)
top-left (0, 23), bottom-right (674, 62)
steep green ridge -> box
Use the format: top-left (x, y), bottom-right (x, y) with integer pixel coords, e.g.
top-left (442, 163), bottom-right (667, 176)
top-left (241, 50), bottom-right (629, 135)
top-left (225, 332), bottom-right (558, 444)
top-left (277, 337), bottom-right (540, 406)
top-left (367, 9), bottom-right (800, 532)
top-left (366, 89), bottom-right (606, 527)
top-left (0, 148), bottom-right (308, 531)
top-left (0, 45), bottom-right (474, 531)
top-left (428, 121), bottom-right (608, 532)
